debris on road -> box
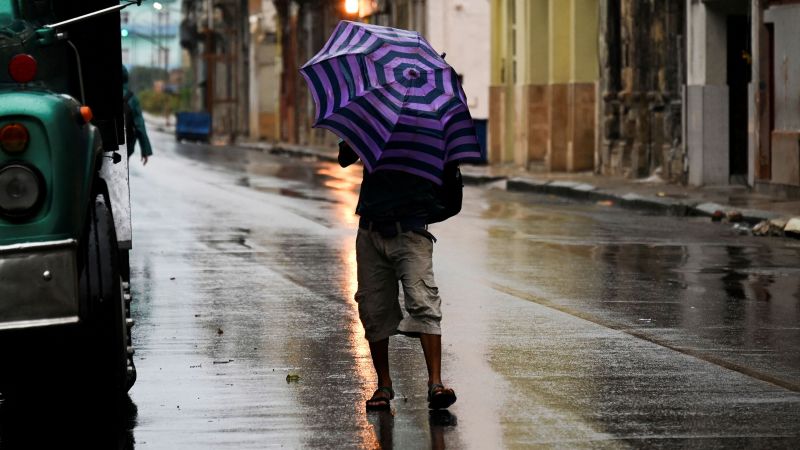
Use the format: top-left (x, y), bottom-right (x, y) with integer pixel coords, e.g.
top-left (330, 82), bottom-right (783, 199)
top-left (732, 223), bottom-right (752, 236)
top-left (286, 374), bottom-right (301, 383)
top-left (785, 218), bottom-right (800, 238)
top-left (726, 211), bottom-right (743, 222)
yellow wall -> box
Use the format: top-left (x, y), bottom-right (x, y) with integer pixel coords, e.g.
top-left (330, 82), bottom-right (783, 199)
top-left (571, 0), bottom-right (599, 83)
top-left (490, 0), bottom-right (504, 85)
top-left (489, 0), bottom-right (598, 169)
top-left (526, 0), bottom-right (549, 85)
top-left (549, 0), bottom-right (571, 84)
top-left (492, 0), bottom-right (599, 87)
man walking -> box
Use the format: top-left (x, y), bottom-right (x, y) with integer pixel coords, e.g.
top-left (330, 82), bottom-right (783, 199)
top-left (338, 140), bottom-right (458, 412)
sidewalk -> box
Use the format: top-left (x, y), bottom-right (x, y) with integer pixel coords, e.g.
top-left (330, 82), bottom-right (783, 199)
top-left (145, 116), bottom-right (800, 238)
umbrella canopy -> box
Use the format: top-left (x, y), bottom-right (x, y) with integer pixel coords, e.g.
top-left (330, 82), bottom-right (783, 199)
top-left (300, 20), bottom-right (484, 184)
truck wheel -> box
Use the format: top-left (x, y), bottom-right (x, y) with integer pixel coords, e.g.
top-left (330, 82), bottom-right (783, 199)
top-left (122, 277), bottom-right (137, 391)
top-left (78, 192), bottom-right (134, 395)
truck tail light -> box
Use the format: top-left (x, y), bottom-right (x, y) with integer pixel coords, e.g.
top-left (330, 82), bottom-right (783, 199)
top-left (8, 54), bottom-right (37, 84)
top-left (0, 123), bottom-right (30, 154)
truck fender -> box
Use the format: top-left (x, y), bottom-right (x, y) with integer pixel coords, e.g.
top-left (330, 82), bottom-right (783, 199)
top-left (96, 132), bottom-right (132, 251)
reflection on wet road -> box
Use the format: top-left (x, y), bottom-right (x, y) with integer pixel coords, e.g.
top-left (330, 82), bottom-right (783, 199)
top-left (3, 131), bottom-right (797, 448)
top-left (480, 190), bottom-right (800, 390)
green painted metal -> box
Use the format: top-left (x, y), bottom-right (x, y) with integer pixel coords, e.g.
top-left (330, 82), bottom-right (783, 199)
top-left (0, 1), bottom-right (102, 246)
top-left (0, 92), bottom-right (100, 246)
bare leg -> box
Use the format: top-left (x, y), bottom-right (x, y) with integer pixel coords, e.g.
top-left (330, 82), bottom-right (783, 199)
top-left (366, 338), bottom-right (393, 408)
top-left (419, 333), bottom-right (442, 385)
top-left (421, 333), bottom-right (456, 409)
top-left (369, 338), bottom-right (392, 388)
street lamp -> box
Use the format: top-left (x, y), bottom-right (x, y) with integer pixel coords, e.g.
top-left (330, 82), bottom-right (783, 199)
top-left (345, 0), bottom-right (358, 15)
top-left (150, 1), bottom-right (168, 74)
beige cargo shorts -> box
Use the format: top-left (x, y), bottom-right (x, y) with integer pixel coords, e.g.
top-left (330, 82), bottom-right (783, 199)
top-left (354, 228), bottom-right (442, 343)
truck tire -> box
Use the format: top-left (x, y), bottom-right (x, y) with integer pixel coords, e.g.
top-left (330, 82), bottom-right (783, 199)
top-left (78, 191), bottom-right (135, 395)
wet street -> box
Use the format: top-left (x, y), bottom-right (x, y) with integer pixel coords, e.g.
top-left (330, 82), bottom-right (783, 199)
top-left (4, 130), bottom-right (800, 449)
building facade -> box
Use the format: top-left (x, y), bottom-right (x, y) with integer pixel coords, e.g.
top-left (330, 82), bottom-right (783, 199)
top-left (598, 0), bottom-right (686, 182)
top-left (182, 0), bottom-right (489, 150)
top-left (273, 0), bottom-right (346, 147)
top-left (490, 0), bottom-right (599, 172)
top-left (685, 0), bottom-right (751, 186)
top-left (750, 0), bottom-right (800, 194)
top-left (182, 0), bottom-right (800, 195)
top-left (248, 0), bottom-right (281, 141)
top-left (180, 0), bottom-right (250, 139)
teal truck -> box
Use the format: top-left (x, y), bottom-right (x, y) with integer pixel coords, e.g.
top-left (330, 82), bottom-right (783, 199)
top-left (0, 1), bottom-right (142, 396)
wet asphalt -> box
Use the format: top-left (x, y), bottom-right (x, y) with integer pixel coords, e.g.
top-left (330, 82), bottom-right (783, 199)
top-left (2, 130), bottom-right (800, 449)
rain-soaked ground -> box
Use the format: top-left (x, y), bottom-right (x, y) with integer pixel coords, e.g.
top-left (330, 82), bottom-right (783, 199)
top-left (1, 130), bottom-right (799, 449)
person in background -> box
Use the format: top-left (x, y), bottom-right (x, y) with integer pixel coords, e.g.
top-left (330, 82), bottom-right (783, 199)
top-left (122, 65), bottom-right (153, 165)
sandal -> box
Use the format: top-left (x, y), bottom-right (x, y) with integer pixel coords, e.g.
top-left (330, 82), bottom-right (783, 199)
top-left (427, 383), bottom-right (456, 410)
top-left (365, 386), bottom-right (394, 411)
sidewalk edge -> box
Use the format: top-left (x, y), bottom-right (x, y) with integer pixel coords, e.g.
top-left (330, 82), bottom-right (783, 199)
top-left (466, 173), bottom-right (781, 226)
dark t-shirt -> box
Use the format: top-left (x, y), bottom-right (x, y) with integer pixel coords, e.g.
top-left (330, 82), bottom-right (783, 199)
top-left (338, 142), bottom-right (448, 223)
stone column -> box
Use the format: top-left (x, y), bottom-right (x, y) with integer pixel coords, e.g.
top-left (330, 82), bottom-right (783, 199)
top-left (547, 0), bottom-right (571, 171)
top-left (521, 0), bottom-right (550, 167)
top-left (685, 0), bottom-right (730, 186)
top-left (622, 0), bottom-right (650, 178)
top-left (488, 0), bottom-right (505, 164)
top-left (662, 0), bottom-right (686, 183)
top-left (567, 0), bottom-right (597, 172)
top-left (598, 0), bottom-right (622, 176)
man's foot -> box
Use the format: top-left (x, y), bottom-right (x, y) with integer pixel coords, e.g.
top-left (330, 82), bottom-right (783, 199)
top-left (427, 384), bottom-right (456, 410)
top-left (366, 386), bottom-right (394, 411)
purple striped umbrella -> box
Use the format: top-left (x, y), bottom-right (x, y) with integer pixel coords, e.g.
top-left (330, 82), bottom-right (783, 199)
top-left (300, 20), bottom-right (485, 184)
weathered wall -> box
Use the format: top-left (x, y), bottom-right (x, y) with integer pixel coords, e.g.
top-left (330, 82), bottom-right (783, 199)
top-left (764, 5), bottom-right (800, 131)
top-left (598, 0), bottom-right (686, 182)
top-left (249, 0), bottom-right (280, 141)
top-left (763, 3), bottom-right (800, 186)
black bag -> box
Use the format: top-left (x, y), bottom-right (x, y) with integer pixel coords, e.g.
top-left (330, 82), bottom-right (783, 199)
top-left (428, 163), bottom-right (463, 224)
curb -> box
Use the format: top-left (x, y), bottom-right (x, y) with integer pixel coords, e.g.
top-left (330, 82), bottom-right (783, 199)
top-left (463, 172), bottom-right (793, 234)
top-left (505, 176), bottom-right (692, 216)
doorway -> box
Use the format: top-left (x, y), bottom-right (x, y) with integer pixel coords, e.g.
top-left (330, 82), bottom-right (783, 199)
top-left (727, 15), bottom-right (751, 184)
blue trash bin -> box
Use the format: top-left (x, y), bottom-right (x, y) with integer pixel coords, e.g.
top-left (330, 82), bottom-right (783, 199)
top-left (175, 111), bottom-right (211, 142)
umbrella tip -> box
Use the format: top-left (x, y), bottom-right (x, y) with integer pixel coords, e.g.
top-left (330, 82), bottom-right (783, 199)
top-left (440, 52), bottom-right (446, 59)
